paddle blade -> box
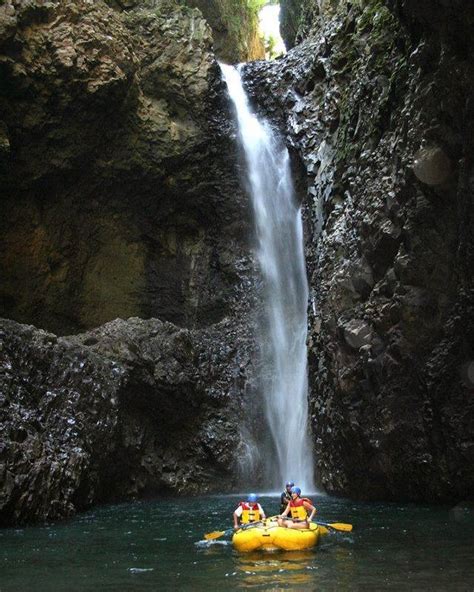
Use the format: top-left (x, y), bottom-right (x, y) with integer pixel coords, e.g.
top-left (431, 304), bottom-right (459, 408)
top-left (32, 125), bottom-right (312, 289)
top-left (328, 522), bottom-right (353, 532)
top-left (204, 530), bottom-right (225, 540)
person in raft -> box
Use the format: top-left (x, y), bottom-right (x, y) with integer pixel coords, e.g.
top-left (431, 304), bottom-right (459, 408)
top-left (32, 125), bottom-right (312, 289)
top-left (277, 486), bottom-right (317, 530)
top-left (279, 480), bottom-right (294, 514)
top-left (233, 493), bottom-right (266, 530)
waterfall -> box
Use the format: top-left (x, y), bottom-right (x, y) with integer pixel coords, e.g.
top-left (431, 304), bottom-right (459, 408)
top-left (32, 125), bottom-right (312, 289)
top-left (221, 64), bottom-right (315, 492)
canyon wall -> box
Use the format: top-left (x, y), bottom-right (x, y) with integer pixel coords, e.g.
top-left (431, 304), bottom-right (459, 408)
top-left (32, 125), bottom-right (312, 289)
top-left (245, 0), bottom-right (474, 500)
top-left (0, 0), bottom-right (261, 525)
top-left (105, 0), bottom-right (265, 63)
top-left (0, 0), bottom-right (251, 335)
top-left (182, 0), bottom-right (265, 63)
top-left (1, 0), bottom-right (473, 526)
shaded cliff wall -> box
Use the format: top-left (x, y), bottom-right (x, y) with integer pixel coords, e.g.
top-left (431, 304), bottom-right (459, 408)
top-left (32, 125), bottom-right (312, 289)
top-left (0, 316), bottom-right (256, 526)
top-left (246, 0), bottom-right (474, 500)
top-left (0, 0), bottom-right (262, 525)
top-left (0, 0), bottom-right (252, 335)
top-left (280, 0), bottom-right (317, 49)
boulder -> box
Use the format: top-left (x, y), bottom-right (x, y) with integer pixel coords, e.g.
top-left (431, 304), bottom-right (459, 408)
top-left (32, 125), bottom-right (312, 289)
top-left (342, 319), bottom-right (373, 350)
top-left (413, 146), bottom-right (452, 186)
top-left (0, 316), bottom-right (257, 525)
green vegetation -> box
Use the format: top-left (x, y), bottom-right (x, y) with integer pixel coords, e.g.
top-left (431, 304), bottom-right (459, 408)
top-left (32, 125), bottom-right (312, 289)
top-left (265, 33), bottom-right (278, 58)
top-left (181, 0), bottom-right (266, 61)
top-left (247, 0), bottom-right (279, 12)
top-left (330, 0), bottom-right (407, 167)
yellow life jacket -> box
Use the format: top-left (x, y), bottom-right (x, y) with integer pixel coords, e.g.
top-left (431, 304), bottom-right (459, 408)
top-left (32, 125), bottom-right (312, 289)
top-left (240, 502), bottom-right (261, 524)
top-left (290, 498), bottom-right (308, 521)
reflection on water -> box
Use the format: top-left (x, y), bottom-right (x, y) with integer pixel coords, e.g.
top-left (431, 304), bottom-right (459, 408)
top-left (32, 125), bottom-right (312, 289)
top-left (236, 551), bottom-right (315, 588)
top-left (331, 546), bottom-right (357, 591)
top-left (1, 494), bottom-right (474, 592)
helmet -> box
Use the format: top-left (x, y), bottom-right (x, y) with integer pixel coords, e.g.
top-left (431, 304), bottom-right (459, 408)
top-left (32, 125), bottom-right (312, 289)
top-left (290, 486), bottom-right (301, 496)
top-left (285, 481), bottom-right (295, 488)
top-left (247, 493), bottom-right (258, 503)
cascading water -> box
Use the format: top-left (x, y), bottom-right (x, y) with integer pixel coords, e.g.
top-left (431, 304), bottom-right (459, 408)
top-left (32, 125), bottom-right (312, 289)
top-left (221, 64), bottom-right (315, 492)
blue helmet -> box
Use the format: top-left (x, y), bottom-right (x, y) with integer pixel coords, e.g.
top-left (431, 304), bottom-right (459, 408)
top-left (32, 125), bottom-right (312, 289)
top-left (290, 486), bottom-right (301, 496)
top-left (247, 493), bottom-right (258, 503)
top-left (285, 481), bottom-right (295, 488)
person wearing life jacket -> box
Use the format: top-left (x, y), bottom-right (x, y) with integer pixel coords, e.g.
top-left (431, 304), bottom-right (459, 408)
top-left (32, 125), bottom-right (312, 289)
top-left (277, 486), bottom-right (317, 530)
top-left (233, 493), bottom-right (266, 530)
top-left (279, 480), bottom-right (294, 514)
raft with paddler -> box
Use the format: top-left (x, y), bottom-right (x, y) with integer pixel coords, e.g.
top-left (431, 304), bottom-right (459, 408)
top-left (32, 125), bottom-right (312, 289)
top-left (204, 483), bottom-right (352, 552)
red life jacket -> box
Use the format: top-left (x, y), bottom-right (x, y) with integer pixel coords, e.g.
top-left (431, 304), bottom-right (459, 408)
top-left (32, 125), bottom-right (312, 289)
top-left (240, 502), bottom-right (261, 524)
top-left (289, 497), bottom-right (313, 506)
top-left (289, 497), bottom-right (308, 521)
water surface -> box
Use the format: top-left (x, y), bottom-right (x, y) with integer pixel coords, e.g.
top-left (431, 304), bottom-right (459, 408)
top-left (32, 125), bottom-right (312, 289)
top-left (2, 495), bottom-right (473, 591)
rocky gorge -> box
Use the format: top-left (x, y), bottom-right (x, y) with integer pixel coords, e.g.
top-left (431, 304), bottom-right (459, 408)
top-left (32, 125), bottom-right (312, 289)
top-left (244, 0), bottom-right (474, 501)
top-left (1, 0), bottom-right (473, 526)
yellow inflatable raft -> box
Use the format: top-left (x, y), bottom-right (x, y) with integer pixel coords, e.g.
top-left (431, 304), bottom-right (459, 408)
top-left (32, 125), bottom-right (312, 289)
top-left (232, 519), bottom-right (321, 552)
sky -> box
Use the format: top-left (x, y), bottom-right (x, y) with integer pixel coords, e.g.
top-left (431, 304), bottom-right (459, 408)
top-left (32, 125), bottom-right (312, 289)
top-left (259, 4), bottom-right (286, 56)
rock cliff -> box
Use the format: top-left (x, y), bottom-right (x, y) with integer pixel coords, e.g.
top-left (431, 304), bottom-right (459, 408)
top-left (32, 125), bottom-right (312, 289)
top-left (0, 0), bottom-right (261, 525)
top-left (245, 0), bottom-right (474, 500)
top-left (105, 0), bottom-right (265, 63)
top-left (2, 0), bottom-right (473, 527)
top-left (0, 0), bottom-right (250, 335)
top-left (181, 0), bottom-right (265, 63)
top-left (0, 316), bottom-right (257, 525)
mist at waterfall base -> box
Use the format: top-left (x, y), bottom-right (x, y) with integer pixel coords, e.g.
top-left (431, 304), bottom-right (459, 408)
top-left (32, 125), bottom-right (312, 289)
top-left (220, 64), bottom-right (315, 493)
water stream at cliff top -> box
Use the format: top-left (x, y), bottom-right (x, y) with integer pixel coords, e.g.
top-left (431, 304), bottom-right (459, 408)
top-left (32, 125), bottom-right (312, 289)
top-left (220, 64), bottom-right (314, 491)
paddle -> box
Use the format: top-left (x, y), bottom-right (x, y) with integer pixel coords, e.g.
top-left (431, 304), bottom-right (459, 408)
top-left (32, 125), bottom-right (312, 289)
top-left (204, 527), bottom-right (238, 541)
top-left (204, 521), bottom-right (263, 541)
top-left (315, 520), bottom-right (353, 532)
top-left (204, 515), bottom-right (279, 541)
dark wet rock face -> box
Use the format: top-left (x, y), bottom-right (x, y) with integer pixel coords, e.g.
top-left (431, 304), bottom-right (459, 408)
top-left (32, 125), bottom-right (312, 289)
top-left (0, 320), bottom-right (125, 525)
top-left (279, 0), bottom-right (318, 50)
top-left (1, 0), bottom-right (474, 527)
top-left (0, 0), bottom-right (261, 525)
top-left (0, 317), bottom-right (257, 526)
top-left (247, 0), bottom-right (474, 501)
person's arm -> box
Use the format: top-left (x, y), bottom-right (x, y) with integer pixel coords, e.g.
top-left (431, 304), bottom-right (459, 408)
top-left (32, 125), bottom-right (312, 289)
top-left (280, 502), bottom-right (290, 518)
top-left (258, 503), bottom-right (266, 519)
top-left (234, 506), bottom-right (242, 529)
top-left (304, 502), bottom-right (317, 522)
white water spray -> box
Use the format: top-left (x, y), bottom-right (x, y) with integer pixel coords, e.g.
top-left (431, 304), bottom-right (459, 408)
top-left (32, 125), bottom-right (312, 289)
top-left (221, 64), bottom-right (315, 492)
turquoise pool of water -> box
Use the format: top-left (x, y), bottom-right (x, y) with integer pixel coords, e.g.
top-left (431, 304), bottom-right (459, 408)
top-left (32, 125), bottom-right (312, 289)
top-left (1, 494), bottom-right (473, 591)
